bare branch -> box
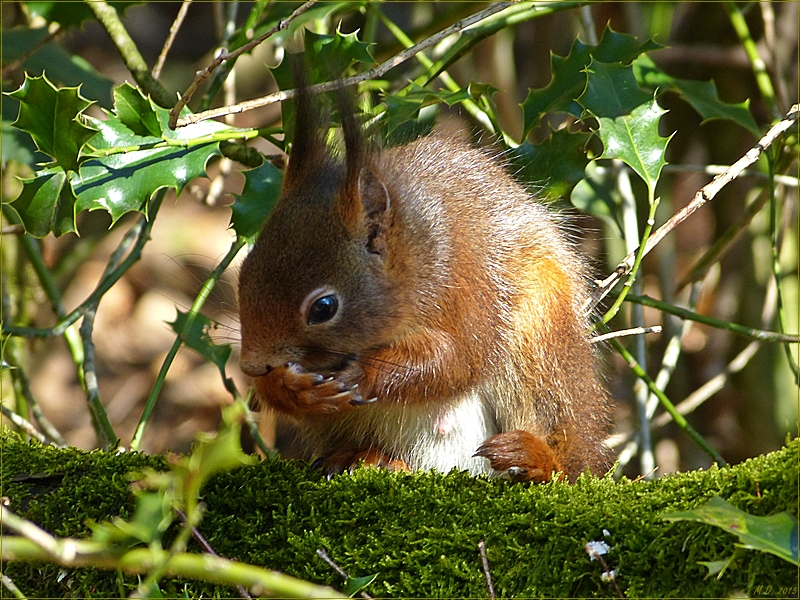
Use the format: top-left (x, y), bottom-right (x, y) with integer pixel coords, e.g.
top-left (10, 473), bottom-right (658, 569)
top-left (590, 326), bottom-right (662, 344)
top-left (175, 1), bottom-right (515, 128)
top-left (590, 103), bottom-right (800, 310)
top-left (168, 1), bottom-right (317, 129)
top-left (152, 0), bottom-right (193, 80)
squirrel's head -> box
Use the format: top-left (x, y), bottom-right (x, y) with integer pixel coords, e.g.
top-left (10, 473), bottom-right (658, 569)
top-left (238, 74), bottom-right (398, 376)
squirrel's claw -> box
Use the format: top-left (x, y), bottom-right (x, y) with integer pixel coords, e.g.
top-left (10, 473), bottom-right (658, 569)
top-left (475, 430), bottom-right (564, 483)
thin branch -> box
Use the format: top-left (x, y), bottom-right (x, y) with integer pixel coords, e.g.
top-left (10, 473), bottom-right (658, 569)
top-left (622, 294), bottom-right (800, 343)
top-left (169, 0), bottom-right (317, 129)
top-left (152, 0), bottom-right (193, 80)
top-left (0, 405), bottom-right (51, 446)
top-left (176, 508), bottom-right (251, 599)
top-left (590, 326), bottom-right (662, 344)
top-left (478, 540), bottom-right (495, 600)
top-left (84, 0), bottom-right (175, 108)
top-left (316, 549), bottom-right (372, 599)
top-left (0, 507), bottom-right (344, 598)
top-left (0, 573), bottom-right (27, 600)
top-left (591, 103), bottom-right (800, 310)
top-left (609, 337), bottom-right (726, 466)
top-left (130, 236), bottom-right (247, 450)
top-left (176, 1), bottom-right (515, 128)
top-left (79, 305), bottom-right (118, 450)
top-left (3, 191), bottom-right (166, 339)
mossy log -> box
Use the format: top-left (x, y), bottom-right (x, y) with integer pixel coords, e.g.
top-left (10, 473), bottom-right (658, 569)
top-left (1, 433), bottom-right (797, 598)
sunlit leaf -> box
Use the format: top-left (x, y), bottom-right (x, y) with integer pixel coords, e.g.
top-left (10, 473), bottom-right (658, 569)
top-left (521, 26), bottom-right (662, 136)
top-left (578, 63), bottom-right (671, 194)
top-left (113, 83), bottom-right (162, 138)
top-left (7, 73), bottom-right (97, 172)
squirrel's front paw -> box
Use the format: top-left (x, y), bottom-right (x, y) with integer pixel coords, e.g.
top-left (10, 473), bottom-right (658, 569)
top-left (280, 361), bottom-right (369, 413)
top-left (474, 430), bottom-right (564, 483)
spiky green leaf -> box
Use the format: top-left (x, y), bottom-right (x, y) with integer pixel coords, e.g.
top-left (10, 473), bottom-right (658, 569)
top-left (578, 62), bottom-right (671, 193)
top-left (7, 73), bottom-right (96, 172)
top-left (229, 161), bottom-right (284, 242)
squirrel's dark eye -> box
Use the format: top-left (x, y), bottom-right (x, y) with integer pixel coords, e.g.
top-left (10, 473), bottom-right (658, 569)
top-left (307, 294), bottom-right (339, 325)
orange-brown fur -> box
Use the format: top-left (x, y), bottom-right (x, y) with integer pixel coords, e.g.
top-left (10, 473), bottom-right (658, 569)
top-left (238, 83), bottom-right (610, 482)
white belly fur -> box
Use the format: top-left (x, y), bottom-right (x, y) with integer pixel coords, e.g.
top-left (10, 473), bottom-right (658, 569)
top-left (308, 390), bottom-right (499, 475)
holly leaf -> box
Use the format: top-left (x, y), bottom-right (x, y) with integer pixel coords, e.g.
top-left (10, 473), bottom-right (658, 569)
top-left (229, 161), bottom-right (284, 242)
top-left (521, 26), bottom-right (662, 136)
top-left (113, 83), bottom-right (161, 138)
top-left (74, 114), bottom-right (221, 224)
top-left (10, 167), bottom-right (77, 237)
top-left (7, 73), bottom-right (97, 172)
top-left (634, 55), bottom-right (759, 136)
top-left (510, 129), bottom-right (591, 201)
top-left (662, 496), bottom-right (799, 566)
top-left (579, 61), bottom-right (671, 194)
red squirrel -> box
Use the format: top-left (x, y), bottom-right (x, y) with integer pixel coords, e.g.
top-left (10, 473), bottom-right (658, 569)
top-left (237, 79), bottom-right (611, 483)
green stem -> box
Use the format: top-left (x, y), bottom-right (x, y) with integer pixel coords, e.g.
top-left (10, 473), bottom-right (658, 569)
top-left (130, 237), bottom-right (247, 451)
top-left (601, 188), bottom-right (660, 325)
top-left (84, 0), bottom-right (175, 109)
top-left (87, 128), bottom-right (266, 158)
top-left (724, 1), bottom-right (780, 120)
top-left (0, 535), bottom-right (343, 598)
top-left (3, 192), bottom-right (165, 340)
top-left (79, 306), bottom-right (118, 450)
top-left (766, 152), bottom-right (800, 383)
top-left (610, 338), bottom-right (726, 466)
top-left (621, 293), bottom-right (800, 343)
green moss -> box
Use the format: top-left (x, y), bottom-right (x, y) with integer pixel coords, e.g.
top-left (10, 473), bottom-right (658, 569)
top-left (2, 432), bottom-right (797, 597)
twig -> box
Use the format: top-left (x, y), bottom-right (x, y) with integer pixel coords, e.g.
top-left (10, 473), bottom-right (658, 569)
top-left (169, 0), bottom-right (317, 128)
top-left (478, 540), bottom-right (495, 600)
top-left (725, 1), bottom-right (780, 120)
top-left (591, 103), bottom-right (800, 310)
top-left (652, 341), bottom-right (760, 429)
top-left (590, 326), bottom-right (662, 344)
top-left (176, 1), bottom-right (515, 128)
top-left (84, 0), bottom-right (174, 108)
top-left (152, 0), bottom-right (193, 80)
top-left (1, 225), bottom-right (25, 235)
top-left (316, 549), bottom-right (373, 599)
top-left (0, 507), bottom-right (345, 598)
top-left (79, 305), bottom-right (118, 450)
top-left (0, 573), bottom-right (27, 600)
top-left (0, 405), bottom-right (51, 446)
top-left (130, 237), bottom-right (247, 451)
top-left (176, 508), bottom-right (251, 599)
top-left (3, 191), bottom-right (166, 339)
top-left (610, 337), bottom-right (726, 466)
top-left (622, 294), bottom-right (800, 343)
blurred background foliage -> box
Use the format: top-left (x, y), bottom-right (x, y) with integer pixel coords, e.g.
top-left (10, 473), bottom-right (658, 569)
top-left (1, 1), bottom-right (797, 479)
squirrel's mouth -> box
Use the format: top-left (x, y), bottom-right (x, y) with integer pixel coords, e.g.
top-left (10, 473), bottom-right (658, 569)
top-left (301, 347), bottom-right (357, 372)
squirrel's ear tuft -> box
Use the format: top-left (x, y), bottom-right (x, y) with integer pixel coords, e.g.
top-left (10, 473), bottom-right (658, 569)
top-left (284, 55), bottom-right (327, 187)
